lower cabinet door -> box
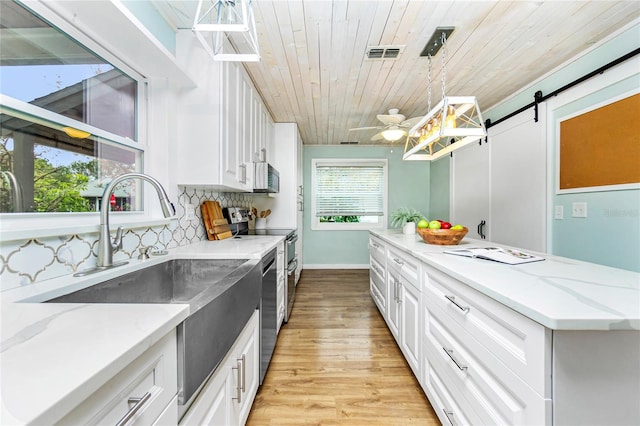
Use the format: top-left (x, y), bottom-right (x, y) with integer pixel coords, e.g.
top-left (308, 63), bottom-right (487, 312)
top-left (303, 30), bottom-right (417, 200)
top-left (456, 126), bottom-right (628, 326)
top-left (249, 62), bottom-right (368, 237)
top-left (399, 280), bottom-right (420, 378)
top-left (179, 366), bottom-right (233, 426)
top-left (231, 311), bottom-right (260, 425)
top-left (180, 311), bottom-right (260, 426)
top-left (386, 270), bottom-right (400, 340)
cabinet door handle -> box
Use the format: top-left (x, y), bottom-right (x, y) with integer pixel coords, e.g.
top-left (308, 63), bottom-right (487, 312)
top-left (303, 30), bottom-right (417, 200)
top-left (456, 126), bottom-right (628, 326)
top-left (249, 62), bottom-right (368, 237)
top-left (261, 147), bottom-right (266, 162)
top-left (443, 347), bottom-right (468, 372)
top-left (477, 220), bottom-right (486, 239)
top-left (240, 354), bottom-right (246, 393)
top-left (232, 357), bottom-right (243, 403)
top-left (444, 295), bottom-right (470, 313)
top-left (115, 391), bottom-right (152, 426)
top-left (442, 408), bottom-right (456, 426)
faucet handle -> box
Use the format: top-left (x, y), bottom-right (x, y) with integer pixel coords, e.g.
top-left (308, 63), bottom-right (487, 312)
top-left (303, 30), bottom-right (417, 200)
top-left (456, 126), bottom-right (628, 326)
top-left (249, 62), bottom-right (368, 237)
top-left (112, 226), bottom-right (124, 252)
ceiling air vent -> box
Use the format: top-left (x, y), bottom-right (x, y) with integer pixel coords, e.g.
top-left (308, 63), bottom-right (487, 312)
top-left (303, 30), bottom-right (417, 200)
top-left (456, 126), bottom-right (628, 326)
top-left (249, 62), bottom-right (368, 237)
top-left (365, 45), bottom-right (405, 61)
top-left (340, 141), bottom-right (359, 145)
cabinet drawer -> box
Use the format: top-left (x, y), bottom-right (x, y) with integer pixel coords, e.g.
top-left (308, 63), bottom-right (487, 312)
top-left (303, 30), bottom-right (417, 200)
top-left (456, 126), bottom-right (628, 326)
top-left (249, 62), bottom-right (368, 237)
top-left (423, 265), bottom-right (550, 396)
top-left (424, 304), bottom-right (550, 425)
top-left (370, 256), bottom-right (385, 298)
top-left (423, 350), bottom-right (481, 426)
top-left (370, 281), bottom-right (385, 314)
top-left (368, 236), bottom-right (386, 265)
top-left (387, 246), bottom-right (420, 287)
top-left (61, 330), bottom-right (178, 425)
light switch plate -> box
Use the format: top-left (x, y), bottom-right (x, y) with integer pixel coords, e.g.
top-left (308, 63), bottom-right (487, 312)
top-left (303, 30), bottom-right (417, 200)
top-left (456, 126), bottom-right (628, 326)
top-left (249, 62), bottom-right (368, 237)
top-left (572, 202), bottom-right (587, 218)
top-left (554, 205), bottom-right (564, 220)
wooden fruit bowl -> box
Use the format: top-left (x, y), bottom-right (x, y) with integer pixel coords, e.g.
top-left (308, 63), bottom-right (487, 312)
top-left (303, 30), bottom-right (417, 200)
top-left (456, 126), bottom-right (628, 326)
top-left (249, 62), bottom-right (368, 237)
top-left (417, 227), bottom-right (469, 245)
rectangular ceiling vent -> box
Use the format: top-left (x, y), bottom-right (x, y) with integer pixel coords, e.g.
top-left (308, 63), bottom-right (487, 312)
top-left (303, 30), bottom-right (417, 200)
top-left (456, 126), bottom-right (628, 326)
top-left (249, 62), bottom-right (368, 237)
top-left (365, 45), bottom-right (405, 61)
top-left (340, 141), bottom-right (359, 145)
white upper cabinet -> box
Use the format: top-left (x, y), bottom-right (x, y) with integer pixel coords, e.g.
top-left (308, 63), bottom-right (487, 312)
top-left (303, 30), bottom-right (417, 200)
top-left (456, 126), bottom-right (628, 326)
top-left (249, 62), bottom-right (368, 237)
top-left (174, 31), bottom-right (272, 191)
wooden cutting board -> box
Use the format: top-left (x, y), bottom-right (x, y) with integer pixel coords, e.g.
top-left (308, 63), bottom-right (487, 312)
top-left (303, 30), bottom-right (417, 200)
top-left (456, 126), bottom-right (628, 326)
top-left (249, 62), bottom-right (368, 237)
top-left (204, 201), bottom-right (233, 240)
top-left (200, 202), bottom-right (216, 240)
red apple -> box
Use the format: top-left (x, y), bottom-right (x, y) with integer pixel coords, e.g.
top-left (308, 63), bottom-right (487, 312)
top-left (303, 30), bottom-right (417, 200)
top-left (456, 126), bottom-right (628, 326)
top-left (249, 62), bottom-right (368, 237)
top-left (441, 222), bottom-right (452, 229)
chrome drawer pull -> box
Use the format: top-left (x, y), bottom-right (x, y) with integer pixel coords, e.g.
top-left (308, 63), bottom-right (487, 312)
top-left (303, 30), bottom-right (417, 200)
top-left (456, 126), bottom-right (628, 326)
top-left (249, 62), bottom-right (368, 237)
top-left (442, 408), bottom-right (456, 426)
top-left (392, 257), bottom-right (404, 266)
top-left (444, 295), bottom-right (469, 313)
top-left (232, 357), bottom-right (243, 402)
top-left (116, 391), bottom-right (152, 426)
top-left (371, 242), bottom-right (380, 248)
top-left (443, 347), bottom-right (468, 372)
top-left (240, 354), bottom-right (246, 393)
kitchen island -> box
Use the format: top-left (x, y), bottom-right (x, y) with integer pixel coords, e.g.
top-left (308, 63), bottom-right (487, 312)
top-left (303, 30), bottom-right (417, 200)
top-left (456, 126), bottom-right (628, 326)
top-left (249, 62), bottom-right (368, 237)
top-left (0, 235), bottom-right (283, 425)
top-left (369, 229), bottom-right (640, 426)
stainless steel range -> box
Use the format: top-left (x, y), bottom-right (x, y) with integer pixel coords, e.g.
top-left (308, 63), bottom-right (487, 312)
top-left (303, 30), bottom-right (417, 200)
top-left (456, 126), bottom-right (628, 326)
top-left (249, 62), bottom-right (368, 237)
top-left (223, 207), bottom-right (298, 324)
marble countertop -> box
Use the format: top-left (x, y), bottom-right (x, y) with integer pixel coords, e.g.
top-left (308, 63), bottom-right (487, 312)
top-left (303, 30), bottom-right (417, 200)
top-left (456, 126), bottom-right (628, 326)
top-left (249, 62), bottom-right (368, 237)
top-left (0, 236), bottom-right (283, 425)
top-left (371, 230), bottom-right (640, 331)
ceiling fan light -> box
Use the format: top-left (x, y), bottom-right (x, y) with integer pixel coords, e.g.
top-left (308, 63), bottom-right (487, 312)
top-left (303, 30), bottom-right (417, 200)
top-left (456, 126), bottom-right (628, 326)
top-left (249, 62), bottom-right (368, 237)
top-left (382, 128), bottom-right (406, 141)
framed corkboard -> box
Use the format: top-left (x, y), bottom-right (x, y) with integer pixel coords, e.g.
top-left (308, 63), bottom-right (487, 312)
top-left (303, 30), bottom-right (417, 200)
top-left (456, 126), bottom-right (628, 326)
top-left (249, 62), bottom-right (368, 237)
top-left (559, 92), bottom-right (640, 192)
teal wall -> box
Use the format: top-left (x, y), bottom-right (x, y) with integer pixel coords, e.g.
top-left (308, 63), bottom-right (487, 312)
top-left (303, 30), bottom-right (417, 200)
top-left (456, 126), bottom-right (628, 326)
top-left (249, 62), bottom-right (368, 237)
top-left (551, 75), bottom-right (639, 272)
top-left (429, 157), bottom-right (450, 221)
top-left (303, 145), bottom-right (430, 266)
top-left (428, 24), bottom-right (640, 272)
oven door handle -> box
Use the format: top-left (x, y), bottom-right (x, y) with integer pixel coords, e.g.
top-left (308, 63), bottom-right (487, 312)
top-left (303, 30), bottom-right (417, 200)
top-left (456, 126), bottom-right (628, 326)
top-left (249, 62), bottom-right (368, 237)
top-left (286, 235), bottom-right (298, 245)
top-left (287, 258), bottom-right (298, 275)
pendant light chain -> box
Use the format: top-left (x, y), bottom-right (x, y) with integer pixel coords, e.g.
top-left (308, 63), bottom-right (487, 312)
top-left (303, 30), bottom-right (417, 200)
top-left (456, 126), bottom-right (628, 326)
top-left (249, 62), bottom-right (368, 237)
top-left (441, 31), bottom-right (447, 101)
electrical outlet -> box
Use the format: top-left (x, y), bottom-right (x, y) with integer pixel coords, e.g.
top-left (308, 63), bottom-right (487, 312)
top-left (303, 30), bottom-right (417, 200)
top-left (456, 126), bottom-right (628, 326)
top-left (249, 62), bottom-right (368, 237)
top-left (572, 202), bottom-right (587, 218)
top-left (554, 205), bottom-right (564, 220)
top-left (185, 203), bottom-right (195, 221)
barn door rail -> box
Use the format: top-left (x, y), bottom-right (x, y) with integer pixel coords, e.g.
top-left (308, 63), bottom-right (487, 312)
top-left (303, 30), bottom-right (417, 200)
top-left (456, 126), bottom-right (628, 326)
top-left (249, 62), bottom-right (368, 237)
top-left (483, 47), bottom-right (640, 132)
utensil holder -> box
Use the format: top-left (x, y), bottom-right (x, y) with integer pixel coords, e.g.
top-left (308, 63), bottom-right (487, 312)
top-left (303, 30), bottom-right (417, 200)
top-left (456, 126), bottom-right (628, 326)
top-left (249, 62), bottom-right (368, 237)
top-left (255, 218), bottom-right (267, 229)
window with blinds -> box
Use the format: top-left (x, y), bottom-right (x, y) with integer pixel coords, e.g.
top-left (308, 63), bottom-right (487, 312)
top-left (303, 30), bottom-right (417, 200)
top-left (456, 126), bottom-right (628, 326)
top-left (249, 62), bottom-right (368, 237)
top-left (311, 159), bottom-right (387, 230)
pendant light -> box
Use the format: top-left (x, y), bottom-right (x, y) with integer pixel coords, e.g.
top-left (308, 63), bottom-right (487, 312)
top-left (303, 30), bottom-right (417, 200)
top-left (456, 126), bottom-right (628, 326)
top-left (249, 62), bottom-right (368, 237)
top-left (193, 0), bottom-right (260, 62)
top-left (403, 28), bottom-right (486, 161)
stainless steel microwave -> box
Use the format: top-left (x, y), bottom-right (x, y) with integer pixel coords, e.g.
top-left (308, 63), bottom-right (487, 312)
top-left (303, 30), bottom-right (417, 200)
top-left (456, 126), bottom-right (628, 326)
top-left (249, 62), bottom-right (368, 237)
top-left (253, 162), bottom-right (279, 193)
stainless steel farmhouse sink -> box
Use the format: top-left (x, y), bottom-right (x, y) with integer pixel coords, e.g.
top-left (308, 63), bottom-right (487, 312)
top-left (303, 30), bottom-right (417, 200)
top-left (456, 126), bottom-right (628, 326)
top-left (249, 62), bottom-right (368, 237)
top-left (47, 258), bottom-right (262, 408)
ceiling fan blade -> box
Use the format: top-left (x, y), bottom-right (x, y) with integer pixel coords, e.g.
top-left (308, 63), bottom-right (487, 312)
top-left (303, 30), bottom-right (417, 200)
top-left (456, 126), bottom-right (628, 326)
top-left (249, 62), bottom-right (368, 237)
top-left (377, 113), bottom-right (406, 125)
top-left (349, 126), bottom-right (383, 131)
top-left (401, 116), bottom-right (423, 128)
top-left (371, 132), bottom-right (386, 141)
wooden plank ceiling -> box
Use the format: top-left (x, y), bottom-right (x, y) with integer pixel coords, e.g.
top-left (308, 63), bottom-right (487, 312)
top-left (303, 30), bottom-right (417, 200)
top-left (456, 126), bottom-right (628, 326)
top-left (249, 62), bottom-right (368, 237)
top-left (153, 1), bottom-right (640, 145)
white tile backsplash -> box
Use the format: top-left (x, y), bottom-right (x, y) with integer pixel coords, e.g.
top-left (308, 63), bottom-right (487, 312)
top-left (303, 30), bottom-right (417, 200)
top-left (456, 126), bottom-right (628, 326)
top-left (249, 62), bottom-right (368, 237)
top-left (0, 187), bottom-right (253, 291)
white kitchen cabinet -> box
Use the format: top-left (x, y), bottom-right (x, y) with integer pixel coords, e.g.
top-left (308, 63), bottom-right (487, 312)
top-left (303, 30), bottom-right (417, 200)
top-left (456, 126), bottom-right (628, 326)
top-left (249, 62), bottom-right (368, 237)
top-left (422, 267), bottom-right (550, 425)
top-left (180, 310), bottom-right (259, 426)
top-left (254, 123), bottom-right (304, 282)
top-left (386, 246), bottom-right (421, 378)
top-left (368, 236), bottom-right (387, 314)
top-left (276, 240), bottom-right (286, 333)
top-left (451, 107), bottom-right (546, 252)
top-left (176, 32), bottom-right (276, 192)
top-left (60, 329), bottom-right (178, 425)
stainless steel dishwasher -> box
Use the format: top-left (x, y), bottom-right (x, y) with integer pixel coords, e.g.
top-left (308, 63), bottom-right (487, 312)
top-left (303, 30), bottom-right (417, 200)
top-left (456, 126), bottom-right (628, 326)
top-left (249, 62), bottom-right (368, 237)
top-left (260, 248), bottom-right (277, 384)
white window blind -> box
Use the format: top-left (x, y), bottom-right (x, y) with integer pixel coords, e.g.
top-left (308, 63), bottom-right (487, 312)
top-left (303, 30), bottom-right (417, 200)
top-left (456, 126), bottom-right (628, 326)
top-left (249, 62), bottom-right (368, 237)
top-left (314, 162), bottom-right (385, 217)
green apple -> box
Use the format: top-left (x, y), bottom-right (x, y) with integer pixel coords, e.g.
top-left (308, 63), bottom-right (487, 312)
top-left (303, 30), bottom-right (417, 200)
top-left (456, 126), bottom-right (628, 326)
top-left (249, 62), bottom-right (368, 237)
top-left (451, 224), bottom-right (464, 230)
top-left (417, 219), bottom-right (429, 229)
top-left (428, 220), bottom-right (441, 229)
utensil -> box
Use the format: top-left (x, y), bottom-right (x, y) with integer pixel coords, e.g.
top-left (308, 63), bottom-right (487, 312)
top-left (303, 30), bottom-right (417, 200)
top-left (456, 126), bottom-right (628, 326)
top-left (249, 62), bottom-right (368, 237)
top-left (264, 209), bottom-right (271, 217)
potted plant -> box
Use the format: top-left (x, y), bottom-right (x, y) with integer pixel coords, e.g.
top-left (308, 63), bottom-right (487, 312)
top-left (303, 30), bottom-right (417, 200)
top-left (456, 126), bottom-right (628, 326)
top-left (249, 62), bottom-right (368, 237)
top-left (390, 207), bottom-right (426, 235)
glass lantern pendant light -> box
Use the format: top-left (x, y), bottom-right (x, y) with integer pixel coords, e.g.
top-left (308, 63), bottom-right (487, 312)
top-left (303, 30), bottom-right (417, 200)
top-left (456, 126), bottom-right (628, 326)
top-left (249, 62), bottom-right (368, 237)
top-left (193, 0), bottom-right (260, 62)
top-left (403, 29), bottom-right (486, 161)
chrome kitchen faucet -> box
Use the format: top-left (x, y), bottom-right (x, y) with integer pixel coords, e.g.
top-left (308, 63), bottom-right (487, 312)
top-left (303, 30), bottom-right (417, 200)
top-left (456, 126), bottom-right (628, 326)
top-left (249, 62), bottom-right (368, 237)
top-left (74, 173), bottom-right (175, 276)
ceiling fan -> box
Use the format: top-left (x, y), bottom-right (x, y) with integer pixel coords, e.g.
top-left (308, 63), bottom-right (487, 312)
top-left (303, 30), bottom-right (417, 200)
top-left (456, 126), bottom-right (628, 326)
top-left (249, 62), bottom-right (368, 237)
top-left (349, 108), bottom-right (422, 142)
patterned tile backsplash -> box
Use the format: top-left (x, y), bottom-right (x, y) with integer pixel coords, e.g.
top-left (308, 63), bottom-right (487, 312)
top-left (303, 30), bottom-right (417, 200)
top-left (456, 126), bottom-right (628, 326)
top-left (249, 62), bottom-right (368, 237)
top-left (0, 187), bottom-right (253, 291)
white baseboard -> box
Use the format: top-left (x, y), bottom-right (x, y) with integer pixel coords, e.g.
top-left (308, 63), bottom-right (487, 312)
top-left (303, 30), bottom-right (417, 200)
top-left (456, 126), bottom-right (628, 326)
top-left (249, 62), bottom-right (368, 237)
top-left (303, 264), bottom-right (369, 270)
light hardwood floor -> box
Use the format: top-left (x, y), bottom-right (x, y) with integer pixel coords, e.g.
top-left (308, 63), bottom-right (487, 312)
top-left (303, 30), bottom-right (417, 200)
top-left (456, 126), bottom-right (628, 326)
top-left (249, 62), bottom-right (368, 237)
top-left (246, 269), bottom-right (439, 425)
